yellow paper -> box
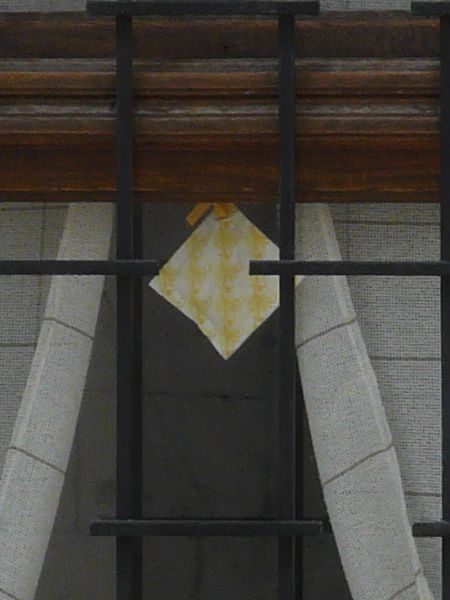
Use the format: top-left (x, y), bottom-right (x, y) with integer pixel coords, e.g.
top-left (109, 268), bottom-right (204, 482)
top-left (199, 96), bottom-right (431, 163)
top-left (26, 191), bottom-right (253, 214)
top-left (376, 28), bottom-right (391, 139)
top-left (150, 205), bottom-right (302, 359)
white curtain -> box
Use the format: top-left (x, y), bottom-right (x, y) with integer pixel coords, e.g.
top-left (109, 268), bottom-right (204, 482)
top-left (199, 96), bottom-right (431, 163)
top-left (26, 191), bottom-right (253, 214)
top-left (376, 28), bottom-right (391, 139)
top-left (0, 203), bottom-right (113, 600)
top-left (0, 201), bottom-right (441, 599)
top-left (295, 203), bottom-right (434, 600)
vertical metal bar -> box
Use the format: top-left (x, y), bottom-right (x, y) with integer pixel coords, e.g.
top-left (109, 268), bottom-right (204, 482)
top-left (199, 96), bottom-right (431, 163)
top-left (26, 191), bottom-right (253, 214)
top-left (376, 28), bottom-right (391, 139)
top-left (295, 366), bottom-right (304, 599)
top-left (115, 14), bottom-right (143, 600)
top-left (133, 203), bottom-right (143, 514)
top-left (278, 13), bottom-right (297, 600)
top-left (442, 15), bottom-right (450, 600)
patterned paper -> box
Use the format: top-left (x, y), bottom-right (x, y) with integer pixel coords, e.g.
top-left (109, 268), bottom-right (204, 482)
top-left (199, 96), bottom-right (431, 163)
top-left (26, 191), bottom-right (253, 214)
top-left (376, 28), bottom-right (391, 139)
top-left (150, 205), bottom-right (302, 359)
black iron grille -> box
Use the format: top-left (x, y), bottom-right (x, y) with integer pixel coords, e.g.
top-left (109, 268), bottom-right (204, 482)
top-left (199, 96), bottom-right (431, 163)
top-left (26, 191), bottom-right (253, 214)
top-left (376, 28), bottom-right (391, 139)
top-left (2, 1), bottom-right (450, 598)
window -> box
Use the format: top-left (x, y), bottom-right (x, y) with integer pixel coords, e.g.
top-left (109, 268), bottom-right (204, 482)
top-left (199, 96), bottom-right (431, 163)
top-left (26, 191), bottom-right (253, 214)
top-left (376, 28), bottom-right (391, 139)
top-left (0, 4), bottom-right (448, 600)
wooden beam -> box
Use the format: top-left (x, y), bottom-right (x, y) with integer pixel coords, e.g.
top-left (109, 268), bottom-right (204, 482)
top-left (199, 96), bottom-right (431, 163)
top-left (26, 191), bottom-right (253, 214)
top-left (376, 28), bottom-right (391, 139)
top-left (0, 12), bottom-right (439, 59)
top-left (0, 14), bottom-right (441, 202)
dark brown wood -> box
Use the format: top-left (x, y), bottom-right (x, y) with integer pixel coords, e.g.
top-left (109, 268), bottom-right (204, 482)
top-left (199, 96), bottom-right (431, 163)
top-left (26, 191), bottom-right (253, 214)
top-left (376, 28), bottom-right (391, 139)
top-left (0, 136), bottom-right (436, 203)
top-left (0, 12), bottom-right (440, 59)
top-left (0, 14), bottom-right (441, 202)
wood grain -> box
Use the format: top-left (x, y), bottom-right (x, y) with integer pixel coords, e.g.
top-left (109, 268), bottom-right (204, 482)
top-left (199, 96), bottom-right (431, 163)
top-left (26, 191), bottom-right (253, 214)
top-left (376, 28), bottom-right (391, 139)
top-left (0, 14), bottom-right (441, 202)
top-left (0, 12), bottom-right (439, 59)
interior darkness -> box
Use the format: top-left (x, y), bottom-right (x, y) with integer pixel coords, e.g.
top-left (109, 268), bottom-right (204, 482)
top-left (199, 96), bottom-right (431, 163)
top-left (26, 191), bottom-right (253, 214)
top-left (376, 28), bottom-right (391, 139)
top-left (141, 202), bottom-right (351, 600)
top-left (36, 201), bottom-right (352, 600)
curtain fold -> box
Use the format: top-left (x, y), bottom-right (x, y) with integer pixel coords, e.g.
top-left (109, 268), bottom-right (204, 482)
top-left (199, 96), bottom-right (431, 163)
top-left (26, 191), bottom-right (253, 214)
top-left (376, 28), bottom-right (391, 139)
top-left (0, 203), bottom-right (113, 600)
top-left (295, 204), bottom-right (433, 600)
top-left (0, 200), bottom-right (438, 599)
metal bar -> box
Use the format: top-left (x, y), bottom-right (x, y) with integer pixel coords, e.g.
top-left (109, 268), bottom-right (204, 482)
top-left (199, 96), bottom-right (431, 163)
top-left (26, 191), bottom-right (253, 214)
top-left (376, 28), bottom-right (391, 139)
top-left (441, 14), bottom-right (450, 600)
top-left (91, 519), bottom-right (325, 537)
top-left (8, 258), bottom-right (450, 277)
top-left (295, 365), bottom-right (305, 599)
top-left (412, 2), bottom-right (450, 16)
top-left (133, 200), bottom-right (144, 599)
top-left (250, 260), bottom-right (450, 277)
top-left (87, 0), bottom-right (319, 16)
top-left (115, 14), bottom-right (143, 600)
top-left (413, 521), bottom-right (450, 538)
top-left (0, 260), bottom-right (159, 276)
top-left (278, 13), bottom-right (297, 600)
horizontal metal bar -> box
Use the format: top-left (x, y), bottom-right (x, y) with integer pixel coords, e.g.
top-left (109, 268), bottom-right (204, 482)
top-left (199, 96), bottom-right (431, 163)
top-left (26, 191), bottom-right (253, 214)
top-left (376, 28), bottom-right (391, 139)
top-left (91, 518), bottom-right (450, 538)
top-left (87, 0), bottom-right (320, 16)
top-left (90, 519), bottom-right (325, 537)
top-left (412, 2), bottom-right (450, 16)
top-left (250, 260), bottom-right (450, 277)
top-left (413, 521), bottom-right (450, 537)
top-left (0, 260), bottom-right (159, 276)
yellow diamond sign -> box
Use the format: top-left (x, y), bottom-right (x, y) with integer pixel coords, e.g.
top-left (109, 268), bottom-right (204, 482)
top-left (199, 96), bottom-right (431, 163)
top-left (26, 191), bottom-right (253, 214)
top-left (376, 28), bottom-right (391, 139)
top-left (149, 205), bottom-right (302, 360)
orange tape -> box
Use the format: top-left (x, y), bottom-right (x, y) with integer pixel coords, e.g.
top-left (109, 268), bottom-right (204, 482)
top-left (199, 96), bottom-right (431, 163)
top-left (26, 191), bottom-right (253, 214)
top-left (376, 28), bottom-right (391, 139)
top-left (186, 203), bottom-right (234, 226)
